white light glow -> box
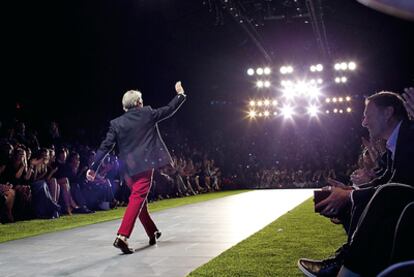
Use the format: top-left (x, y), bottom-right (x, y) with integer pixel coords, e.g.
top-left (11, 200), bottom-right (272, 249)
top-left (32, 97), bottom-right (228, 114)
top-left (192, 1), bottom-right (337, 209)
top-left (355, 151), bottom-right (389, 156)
top-left (281, 105), bottom-right (295, 119)
top-left (248, 110), bottom-right (257, 118)
top-left (247, 68), bottom-right (255, 76)
top-left (348, 62), bottom-right (356, 70)
top-left (256, 68), bottom-right (264, 75)
top-left (307, 105), bottom-right (320, 117)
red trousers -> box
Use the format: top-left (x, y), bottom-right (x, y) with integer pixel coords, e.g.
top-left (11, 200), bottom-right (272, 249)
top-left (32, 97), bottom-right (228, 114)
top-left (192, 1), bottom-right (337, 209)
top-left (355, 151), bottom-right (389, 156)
top-left (117, 169), bottom-right (157, 238)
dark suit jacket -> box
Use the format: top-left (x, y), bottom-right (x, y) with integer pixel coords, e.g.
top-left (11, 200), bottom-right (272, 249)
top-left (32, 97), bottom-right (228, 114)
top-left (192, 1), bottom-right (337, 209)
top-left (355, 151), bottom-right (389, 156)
top-left (353, 119), bottom-right (414, 204)
top-left (91, 94), bottom-right (186, 177)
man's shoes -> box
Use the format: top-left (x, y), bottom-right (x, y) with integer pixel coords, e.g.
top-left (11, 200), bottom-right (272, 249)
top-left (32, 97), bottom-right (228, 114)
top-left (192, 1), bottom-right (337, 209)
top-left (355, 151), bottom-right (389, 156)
top-left (297, 257), bottom-right (341, 277)
top-left (113, 236), bottom-right (134, 254)
top-left (149, 230), bottom-right (162, 246)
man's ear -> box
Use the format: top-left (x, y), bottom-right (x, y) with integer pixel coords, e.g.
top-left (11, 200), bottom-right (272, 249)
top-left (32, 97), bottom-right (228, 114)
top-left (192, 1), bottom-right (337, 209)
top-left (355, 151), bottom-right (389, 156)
top-left (385, 106), bottom-right (394, 121)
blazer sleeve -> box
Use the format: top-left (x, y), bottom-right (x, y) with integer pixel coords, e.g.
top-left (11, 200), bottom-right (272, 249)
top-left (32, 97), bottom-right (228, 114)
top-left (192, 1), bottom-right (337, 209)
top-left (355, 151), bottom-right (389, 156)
top-left (150, 94), bottom-right (186, 123)
top-left (91, 122), bottom-right (117, 171)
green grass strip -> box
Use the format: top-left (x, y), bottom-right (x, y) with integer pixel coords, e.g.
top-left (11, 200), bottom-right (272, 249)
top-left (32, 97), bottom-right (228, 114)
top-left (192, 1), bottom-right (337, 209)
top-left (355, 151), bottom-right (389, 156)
top-left (189, 198), bottom-right (347, 277)
top-left (0, 190), bottom-right (248, 243)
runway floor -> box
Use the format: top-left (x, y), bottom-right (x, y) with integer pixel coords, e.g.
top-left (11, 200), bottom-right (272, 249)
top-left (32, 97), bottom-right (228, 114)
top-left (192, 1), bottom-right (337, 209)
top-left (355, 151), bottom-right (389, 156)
top-left (0, 189), bottom-right (313, 277)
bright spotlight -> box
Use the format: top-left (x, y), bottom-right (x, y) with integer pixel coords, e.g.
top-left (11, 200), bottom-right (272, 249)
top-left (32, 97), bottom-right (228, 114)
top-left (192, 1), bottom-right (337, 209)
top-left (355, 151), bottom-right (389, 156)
top-left (340, 62), bottom-right (348, 70)
top-left (316, 64), bottom-right (323, 71)
top-left (257, 80), bottom-right (264, 88)
top-left (257, 101), bottom-right (263, 107)
top-left (258, 112), bottom-right (263, 117)
top-left (346, 107), bottom-right (352, 113)
top-left (334, 63), bottom-right (341, 70)
top-left (247, 68), bottom-right (255, 76)
top-left (264, 110), bottom-right (270, 117)
top-left (249, 100), bottom-right (255, 106)
top-left (264, 80), bottom-right (271, 88)
top-left (325, 98), bottom-right (331, 103)
top-left (272, 100), bottom-right (278, 106)
top-left (339, 109), bottom-right (344, 113)
top-left (256, 68), bottom-right (264, 75)
top-left (282, 87), bottom-right (296, 100)
top-left (326, 110), bottom-right (330, 114)
top-left (281, 66), bottom-right (293, 74)
top-left (310, 65), bottom-right (316, 72)
top-left (310, 79), bottom-right (316, 84)
top-left (264, 67), bottom-right (271, 75)
top-left (281, 105), bottom-right (295, 119)
top-left (248, 110), bottom-right (257, 118)
top-left (307, 105), bottom-right (320, 117)
top-left (264, 99), bottom-right (270, 106)
top-left (348, 62), bottom-right (356, 70)
top-left (317, 78), bottom-right (323, 84)
top-left (307, 86), bottom-right (321, 99)
top-left (333, 108), bottom-right (338, 113)
top-left (346, 96), bottom-right (351, 101)
top-left (332, 97), bottom-right (337, 103)
top-left (335, 77), bottom-right (341, 83)
top-left (295, 81), bottom-right (308, 95)
top-left (273, 111), bottom-right (278, 116)
top-left (339, 97), bottom-right (344, 102)
top-left (281, 80), bottom-right (293, 87)
top-left (341, 76), bottom-right (347, 83)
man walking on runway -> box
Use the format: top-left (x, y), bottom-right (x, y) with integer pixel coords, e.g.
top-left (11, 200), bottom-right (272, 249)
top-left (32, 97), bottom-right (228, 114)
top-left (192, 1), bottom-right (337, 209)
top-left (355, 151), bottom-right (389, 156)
top-left (87, 81), bottom-right (186, 254)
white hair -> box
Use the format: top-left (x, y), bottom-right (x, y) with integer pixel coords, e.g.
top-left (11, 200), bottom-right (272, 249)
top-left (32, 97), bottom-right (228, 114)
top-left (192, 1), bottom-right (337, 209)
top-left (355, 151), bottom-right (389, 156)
top-left (122, 90), bottom-right (143, 112)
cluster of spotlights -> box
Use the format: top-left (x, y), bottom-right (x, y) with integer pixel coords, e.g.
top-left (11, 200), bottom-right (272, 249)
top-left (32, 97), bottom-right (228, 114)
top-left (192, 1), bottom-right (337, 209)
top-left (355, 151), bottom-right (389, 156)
top-left (256, 80), bottom-right (271, 88)
top-left (325, 107), bottom-right (352, 114)
top-left (309, 64), bottom-right (324, 72)
top-left (280, 65), bottom-right (294, 74)
top-left (247, 104), bottom-right (320, 119)
top-left (325, 96), bottom-right (352, 103)
top-left (249, 99), bottom-right (278, 107)
top-left (247, 61), bottom-right (357, 77)
top-left (281, 80), bottom-right (322, 100)
top-left (334, 61), bottom-right (357, 71)
top-left (247, 67), bottom-right (271, 76)
top-left (334, 76), bottom-right (348, 83)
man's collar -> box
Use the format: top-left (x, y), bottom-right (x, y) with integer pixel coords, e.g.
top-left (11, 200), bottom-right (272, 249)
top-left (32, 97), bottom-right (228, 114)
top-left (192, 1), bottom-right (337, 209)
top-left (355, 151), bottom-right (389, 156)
top-left (386, 120), bottom-right (403, 159)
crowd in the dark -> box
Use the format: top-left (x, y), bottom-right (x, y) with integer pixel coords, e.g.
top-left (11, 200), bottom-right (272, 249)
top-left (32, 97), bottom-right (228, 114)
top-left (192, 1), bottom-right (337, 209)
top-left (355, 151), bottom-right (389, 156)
top-left (0, 120), bottom-right (223, 224)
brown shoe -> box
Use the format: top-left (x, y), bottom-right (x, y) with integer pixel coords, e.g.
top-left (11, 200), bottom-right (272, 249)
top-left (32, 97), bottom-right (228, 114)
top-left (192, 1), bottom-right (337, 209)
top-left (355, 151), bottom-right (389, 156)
top-left (113, 237), bottom-right (134, 254)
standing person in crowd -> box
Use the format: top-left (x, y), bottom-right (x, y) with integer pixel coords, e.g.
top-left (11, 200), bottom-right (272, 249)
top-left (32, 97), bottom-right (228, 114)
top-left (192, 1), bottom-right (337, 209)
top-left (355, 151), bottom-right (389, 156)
top-left (87, 81), bottom-right (186, 254)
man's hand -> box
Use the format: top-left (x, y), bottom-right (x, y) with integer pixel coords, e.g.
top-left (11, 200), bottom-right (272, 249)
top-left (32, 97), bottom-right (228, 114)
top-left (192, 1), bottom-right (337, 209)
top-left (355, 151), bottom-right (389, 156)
top-left (86, 169), bottom-right (96, 182)
top-left (315, 186), bottom-right (352, 218)
top-left (175, 81), bottom-right (184, 94)
top-left (402, 87), bottom-right (414, 120)
top-left (327, 178), bottom-right (350, 189)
